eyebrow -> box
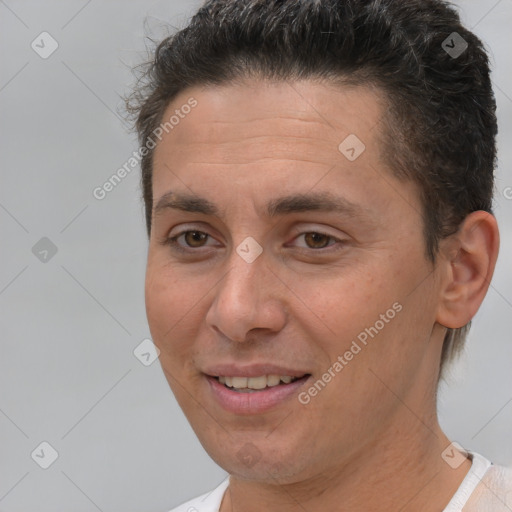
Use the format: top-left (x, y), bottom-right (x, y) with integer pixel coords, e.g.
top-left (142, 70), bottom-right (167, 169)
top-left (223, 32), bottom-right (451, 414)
top-left (153, 190), bottom-right (372, 221)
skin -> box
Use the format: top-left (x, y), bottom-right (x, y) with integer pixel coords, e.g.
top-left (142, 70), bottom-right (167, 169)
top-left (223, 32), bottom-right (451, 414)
top-left (145, 79), bottom-right (499, 511)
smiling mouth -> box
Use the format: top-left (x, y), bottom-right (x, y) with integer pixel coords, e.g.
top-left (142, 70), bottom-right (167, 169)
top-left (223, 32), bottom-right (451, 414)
top-left (214, 374), bottom-right (310, 392)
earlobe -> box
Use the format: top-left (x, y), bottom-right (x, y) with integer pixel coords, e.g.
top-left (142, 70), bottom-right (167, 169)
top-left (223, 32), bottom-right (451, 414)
top-left (436, 211), bottom-right (500, 329)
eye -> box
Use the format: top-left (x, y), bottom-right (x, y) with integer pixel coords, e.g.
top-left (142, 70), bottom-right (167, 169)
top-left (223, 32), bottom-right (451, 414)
top-left (166, 230), bottom-right (217, 250)
top-left (162, 229), bottom-right (344, 253)
top-left (293, 232), bottom-right (340, 249)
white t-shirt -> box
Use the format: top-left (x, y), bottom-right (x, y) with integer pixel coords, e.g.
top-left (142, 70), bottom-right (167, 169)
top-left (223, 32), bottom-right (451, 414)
top-left (168, 451), bottom-right (512, 512)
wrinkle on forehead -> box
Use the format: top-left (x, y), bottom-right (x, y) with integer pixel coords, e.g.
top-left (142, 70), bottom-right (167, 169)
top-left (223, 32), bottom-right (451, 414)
top-left (159, 79), bottom-right (384, 144)
top-left (150, 79), bottom-right (408, 225)
top-left (153, 82), bottom-right (386, 181)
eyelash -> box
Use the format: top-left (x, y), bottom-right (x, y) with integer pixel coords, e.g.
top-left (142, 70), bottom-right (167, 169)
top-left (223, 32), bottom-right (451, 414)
top-left (163, 230), bottom-right (343, 253)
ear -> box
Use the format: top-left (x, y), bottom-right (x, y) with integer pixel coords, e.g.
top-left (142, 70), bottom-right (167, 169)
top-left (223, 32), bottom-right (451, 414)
top-left (436, 211), bottom-right (500, 329)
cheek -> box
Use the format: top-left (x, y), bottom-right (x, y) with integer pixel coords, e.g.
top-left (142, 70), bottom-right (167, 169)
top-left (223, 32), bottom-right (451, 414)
top-left (145, 262), bottom-right (203, 362)
top-left (295, 266), bottom-right (388, 344)
top-left (307, 266), bottom-right (437, 415)
top-left (145, 265), bottom-right (174, 335)
top-left (293, 258), bottom-right (425, 384)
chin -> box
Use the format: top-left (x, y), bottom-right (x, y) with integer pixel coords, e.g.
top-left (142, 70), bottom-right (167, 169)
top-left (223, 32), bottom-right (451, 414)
top-left (204, 436), bottom-right (316, 484)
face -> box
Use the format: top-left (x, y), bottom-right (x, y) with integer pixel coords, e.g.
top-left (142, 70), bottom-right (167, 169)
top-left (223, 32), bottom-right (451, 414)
top-left (145, 79), bottom-right (444, 483)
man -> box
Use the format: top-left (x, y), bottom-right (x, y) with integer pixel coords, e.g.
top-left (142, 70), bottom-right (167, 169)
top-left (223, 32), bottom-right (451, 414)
top-left (127, 0), bottom-right (511, 510)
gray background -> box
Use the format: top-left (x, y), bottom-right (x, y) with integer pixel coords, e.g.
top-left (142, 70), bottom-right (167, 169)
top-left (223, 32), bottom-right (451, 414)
top-left (0, 1), bottom-right (511, 511)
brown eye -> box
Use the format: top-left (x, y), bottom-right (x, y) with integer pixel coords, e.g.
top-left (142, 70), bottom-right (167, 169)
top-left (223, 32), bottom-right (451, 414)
top-left (303, 232), bottom-right (332, 249)
top-left (184, 231), bottom-right (209, 247)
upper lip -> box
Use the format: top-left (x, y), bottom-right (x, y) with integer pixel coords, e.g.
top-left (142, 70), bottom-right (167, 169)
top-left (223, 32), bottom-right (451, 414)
top-left (203, 363), bottom-right (310, 378)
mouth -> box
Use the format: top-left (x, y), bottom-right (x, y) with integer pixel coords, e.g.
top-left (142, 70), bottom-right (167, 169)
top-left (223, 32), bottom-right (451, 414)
top-left (206, 373), bottom-right (311, 414)
top-left (214, 374), bottom-right (310, 392)
top-left (203, 364), bottom-right (312, 413)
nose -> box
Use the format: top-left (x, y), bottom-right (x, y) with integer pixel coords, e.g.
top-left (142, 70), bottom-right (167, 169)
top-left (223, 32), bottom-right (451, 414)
top-left (205, 250), bottom-right (287, 343)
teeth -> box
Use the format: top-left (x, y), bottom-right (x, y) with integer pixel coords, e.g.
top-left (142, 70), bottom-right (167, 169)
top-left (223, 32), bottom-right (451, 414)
top-left (247, 376), bottom-right (267, 389)
top-left (231, 376), bottom-right (248, 388)
top-left (266, 375), bottom-right (281, 386)
top-left (216, 374), bottom-right (301, 390)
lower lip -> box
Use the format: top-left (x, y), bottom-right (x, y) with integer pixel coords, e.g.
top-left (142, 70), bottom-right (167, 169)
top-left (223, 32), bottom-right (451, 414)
top-left (206, 375), bottom-right (311, 415)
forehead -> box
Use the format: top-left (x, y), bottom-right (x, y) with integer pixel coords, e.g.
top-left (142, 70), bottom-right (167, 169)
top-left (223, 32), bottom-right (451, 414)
top-left (155, 79), bottom-right (385, 161)
top-left (152, 80), bottom-right (388, 189)
top-left (150, 79), bottom-right (421, 228)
